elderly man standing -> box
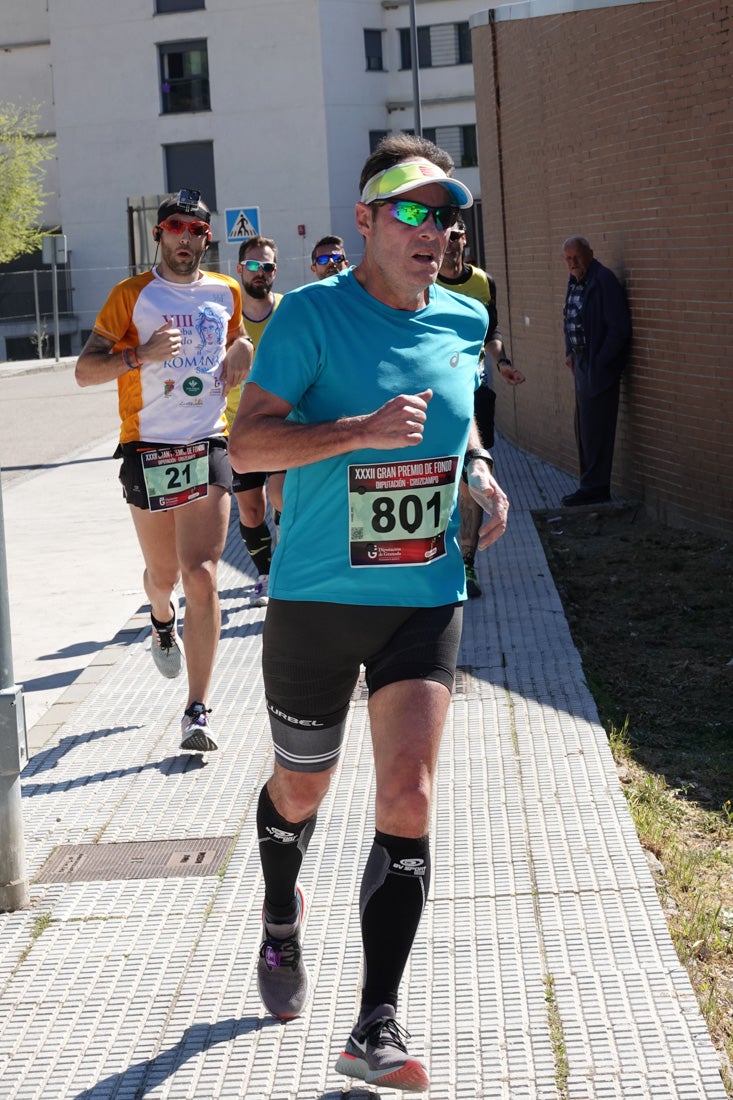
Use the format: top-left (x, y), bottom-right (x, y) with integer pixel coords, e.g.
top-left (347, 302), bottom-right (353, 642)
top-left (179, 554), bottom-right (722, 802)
top-left (561, 236), bottom-right (631, 506)
top-left (230, 134), bottom-right (509, 1092)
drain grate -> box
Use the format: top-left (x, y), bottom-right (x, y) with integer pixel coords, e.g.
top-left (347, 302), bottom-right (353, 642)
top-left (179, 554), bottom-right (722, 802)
top-left (34, 836), bottom-right (236, 883)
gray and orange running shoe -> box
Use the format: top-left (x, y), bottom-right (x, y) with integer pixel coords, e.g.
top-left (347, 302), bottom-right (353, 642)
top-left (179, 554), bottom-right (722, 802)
top-left (335, 1003), bottom-right (429, 1092)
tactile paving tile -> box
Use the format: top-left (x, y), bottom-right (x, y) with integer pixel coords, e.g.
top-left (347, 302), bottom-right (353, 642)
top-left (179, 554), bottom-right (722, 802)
top-left (0, 443), bottom-right (727, 1098)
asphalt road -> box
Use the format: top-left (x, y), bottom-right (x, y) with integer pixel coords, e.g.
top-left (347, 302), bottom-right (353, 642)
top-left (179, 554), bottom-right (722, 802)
top-left (0, 358), bottom-right (144, 738)
top-left (0, 359), bottom-right (120, 486)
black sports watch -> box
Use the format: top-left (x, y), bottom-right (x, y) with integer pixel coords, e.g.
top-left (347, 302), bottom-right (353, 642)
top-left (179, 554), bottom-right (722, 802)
top-left (464, 448), bottom-right (494, 473)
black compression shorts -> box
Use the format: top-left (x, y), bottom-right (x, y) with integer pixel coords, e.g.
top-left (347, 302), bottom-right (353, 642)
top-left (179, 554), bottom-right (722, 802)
top-left (231, 469), bottom-right (285, 494)
top-left (474, 384), bottom-right (496, 449)
top-left (262, 599), bottom-right (463, 773)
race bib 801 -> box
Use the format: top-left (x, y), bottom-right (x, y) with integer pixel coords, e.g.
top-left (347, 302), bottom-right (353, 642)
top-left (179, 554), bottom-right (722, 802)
top-left (348, 456), bottom-right (459, 567)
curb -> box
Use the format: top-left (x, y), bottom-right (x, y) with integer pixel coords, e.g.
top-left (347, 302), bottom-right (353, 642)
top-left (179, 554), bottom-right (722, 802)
top-left (0, 357), bottom-right (77, 379)
top-left (24, 603), bottom-right (151, 757)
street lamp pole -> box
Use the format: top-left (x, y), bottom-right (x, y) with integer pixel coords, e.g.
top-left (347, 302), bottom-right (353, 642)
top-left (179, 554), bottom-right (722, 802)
top-left (0, 471), bottom-right (29, 913)
top-left (409, 0), bottom-right (422, 136)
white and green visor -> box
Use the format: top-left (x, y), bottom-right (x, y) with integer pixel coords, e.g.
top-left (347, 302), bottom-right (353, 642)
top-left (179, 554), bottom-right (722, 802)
top-left (360, 158), bottom-right (473, 209)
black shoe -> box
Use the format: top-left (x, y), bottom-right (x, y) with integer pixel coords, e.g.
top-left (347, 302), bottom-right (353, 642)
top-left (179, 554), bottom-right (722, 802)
top-left (561, 489), bottom-right (611, 507)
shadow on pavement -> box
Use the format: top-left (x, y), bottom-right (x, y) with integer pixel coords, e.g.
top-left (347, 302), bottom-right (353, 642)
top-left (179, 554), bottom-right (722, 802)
top-left (71, 1016), bottom-right (279, 1099)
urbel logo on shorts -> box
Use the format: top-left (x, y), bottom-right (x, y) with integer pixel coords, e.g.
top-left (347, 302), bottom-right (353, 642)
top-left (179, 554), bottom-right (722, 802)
top-left (267, 702), bottom-right (324, 728)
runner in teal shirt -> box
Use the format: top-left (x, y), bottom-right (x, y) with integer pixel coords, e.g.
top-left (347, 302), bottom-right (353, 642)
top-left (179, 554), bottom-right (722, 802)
top-left (230, 136), bottom-right (510, 1095)
top-left (250, 267), bottom-right (487, 606)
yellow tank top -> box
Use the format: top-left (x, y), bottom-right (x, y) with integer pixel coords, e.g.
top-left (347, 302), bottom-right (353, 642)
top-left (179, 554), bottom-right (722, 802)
top-left (225, 293), bottom-right (283, 429)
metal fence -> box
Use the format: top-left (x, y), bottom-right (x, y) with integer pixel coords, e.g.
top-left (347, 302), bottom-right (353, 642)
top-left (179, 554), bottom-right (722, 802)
top-left (0, 222), bottom-right (486, 362)
top-left (0, 257), bottom-right (252, 362)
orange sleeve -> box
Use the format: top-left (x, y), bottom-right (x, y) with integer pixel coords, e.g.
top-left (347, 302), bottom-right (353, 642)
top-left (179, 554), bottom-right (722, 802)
top-left (92, 273), bottom-right (153, 349)
top-left (211, 273), bottom-right (244, 342)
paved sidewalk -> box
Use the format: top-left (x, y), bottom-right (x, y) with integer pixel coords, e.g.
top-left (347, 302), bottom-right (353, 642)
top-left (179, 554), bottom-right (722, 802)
top-left (2, 434), bottom-right (144, 737)
top-left (0, 354), bottom-right (78, 378)
top-left (0, 437), bottom-right (727, 1099)
top-left (0, 355), bottom-right (144, 733)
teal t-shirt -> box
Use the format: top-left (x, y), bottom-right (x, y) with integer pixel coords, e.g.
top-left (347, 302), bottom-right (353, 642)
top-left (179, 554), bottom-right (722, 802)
top-left (249, 269), bottom-right (488, 606)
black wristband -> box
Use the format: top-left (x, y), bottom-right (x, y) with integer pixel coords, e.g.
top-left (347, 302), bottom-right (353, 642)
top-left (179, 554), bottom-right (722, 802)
top-left (497, 357), bottom-right (511, 368)
top-left (464, 447), bottom-right (494, 473)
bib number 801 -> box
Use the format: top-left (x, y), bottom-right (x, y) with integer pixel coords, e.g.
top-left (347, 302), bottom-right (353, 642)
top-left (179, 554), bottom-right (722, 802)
top-left (372, 491), bottom-right (442, 534)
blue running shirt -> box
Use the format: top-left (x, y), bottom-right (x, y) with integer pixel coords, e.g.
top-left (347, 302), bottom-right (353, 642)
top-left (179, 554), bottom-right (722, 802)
top-left (249, 269), bottom-right (488, 606)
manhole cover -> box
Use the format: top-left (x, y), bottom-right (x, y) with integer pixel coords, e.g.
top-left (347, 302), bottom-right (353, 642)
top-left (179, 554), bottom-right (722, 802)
top-left (34, 836), bottom-right (236, 883)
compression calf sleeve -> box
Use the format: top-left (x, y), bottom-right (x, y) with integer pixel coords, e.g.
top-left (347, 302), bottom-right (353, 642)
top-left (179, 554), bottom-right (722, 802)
top-left (257, 783), bottom-right (317, 925)
top-left (359, 831), bottom-right (431, 1012)
top-left (240, 521), bottom-right (272, 574)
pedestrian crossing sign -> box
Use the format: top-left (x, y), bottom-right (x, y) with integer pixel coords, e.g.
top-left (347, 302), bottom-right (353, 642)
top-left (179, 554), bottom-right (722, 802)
top-left (225, 207), bottom-right (260, 242)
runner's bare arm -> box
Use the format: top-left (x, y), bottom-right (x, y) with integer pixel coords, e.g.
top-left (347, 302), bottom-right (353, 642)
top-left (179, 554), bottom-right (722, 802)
top-left (75, 325), bottom-right (183, 387)
top-left (75, 331), bottom-right (126, 386)
top-left (220, 325), bottom-right (254, 395)
top-left (464, 418), bottom-right (510, 548)
top-left (228, 382), bottom-right (433, 474)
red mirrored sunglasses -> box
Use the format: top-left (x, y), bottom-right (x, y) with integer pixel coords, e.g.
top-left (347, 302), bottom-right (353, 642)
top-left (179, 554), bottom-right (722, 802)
top-left (157, 217), bottom-right (211, 238)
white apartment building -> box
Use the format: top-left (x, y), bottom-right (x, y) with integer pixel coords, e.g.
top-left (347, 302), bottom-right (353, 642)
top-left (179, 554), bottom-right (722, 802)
top-left (0, 0), bottom-right (499, 359)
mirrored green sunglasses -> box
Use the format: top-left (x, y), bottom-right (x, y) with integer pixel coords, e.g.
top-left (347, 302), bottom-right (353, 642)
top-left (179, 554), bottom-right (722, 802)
top-left (371, 199), bottom-right (460, 230)
top-left (242, 260), bottom-right (276, 273)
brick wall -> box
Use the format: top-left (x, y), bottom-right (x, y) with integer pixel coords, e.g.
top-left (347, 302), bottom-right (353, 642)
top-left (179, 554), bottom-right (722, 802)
top-left (472, 0), bottom-right (733, 535)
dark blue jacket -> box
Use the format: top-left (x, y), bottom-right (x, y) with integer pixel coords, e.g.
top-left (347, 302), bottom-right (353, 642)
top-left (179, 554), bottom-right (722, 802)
top-left (564, 258), bottom-right (631, 397)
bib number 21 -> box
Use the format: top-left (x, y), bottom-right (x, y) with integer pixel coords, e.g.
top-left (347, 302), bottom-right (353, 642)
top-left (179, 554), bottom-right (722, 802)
top-left (142, 442), bottom-right (210, 511)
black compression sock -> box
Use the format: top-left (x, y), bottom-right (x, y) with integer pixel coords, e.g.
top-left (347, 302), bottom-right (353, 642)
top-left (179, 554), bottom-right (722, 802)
top-left (257, 784), bottom-right (317, 925)
top-left (239, 521), bottom-right (272, 574)
top-left (359, 831), bottom-right (431, 1011)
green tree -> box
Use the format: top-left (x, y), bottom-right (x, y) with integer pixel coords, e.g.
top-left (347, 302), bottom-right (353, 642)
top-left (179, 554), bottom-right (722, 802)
top-left (0, 102), bottom-right (55, 264)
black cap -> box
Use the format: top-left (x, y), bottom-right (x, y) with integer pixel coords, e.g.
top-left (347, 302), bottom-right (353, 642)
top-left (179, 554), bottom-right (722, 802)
top-left (157, 188), bottom-right (211, 225)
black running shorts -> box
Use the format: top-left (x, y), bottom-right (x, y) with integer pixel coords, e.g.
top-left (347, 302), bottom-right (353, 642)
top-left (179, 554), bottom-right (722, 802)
top-left (262, 600), bottom-right (463, 773)
top-left (116, 437), bottom-right (232, 509)
top-left (231, 468), bottom-right (285, 494)
top-left (474, 383), bottom-right (496, 449)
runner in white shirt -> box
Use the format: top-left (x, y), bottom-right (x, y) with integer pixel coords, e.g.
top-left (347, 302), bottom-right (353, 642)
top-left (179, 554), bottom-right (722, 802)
top-left (76, 189), bottom-right (253, 752)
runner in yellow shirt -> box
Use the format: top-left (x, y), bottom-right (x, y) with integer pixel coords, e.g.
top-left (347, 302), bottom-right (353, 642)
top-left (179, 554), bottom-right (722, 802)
top-left (225, 235), bottom-right (284, 606)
